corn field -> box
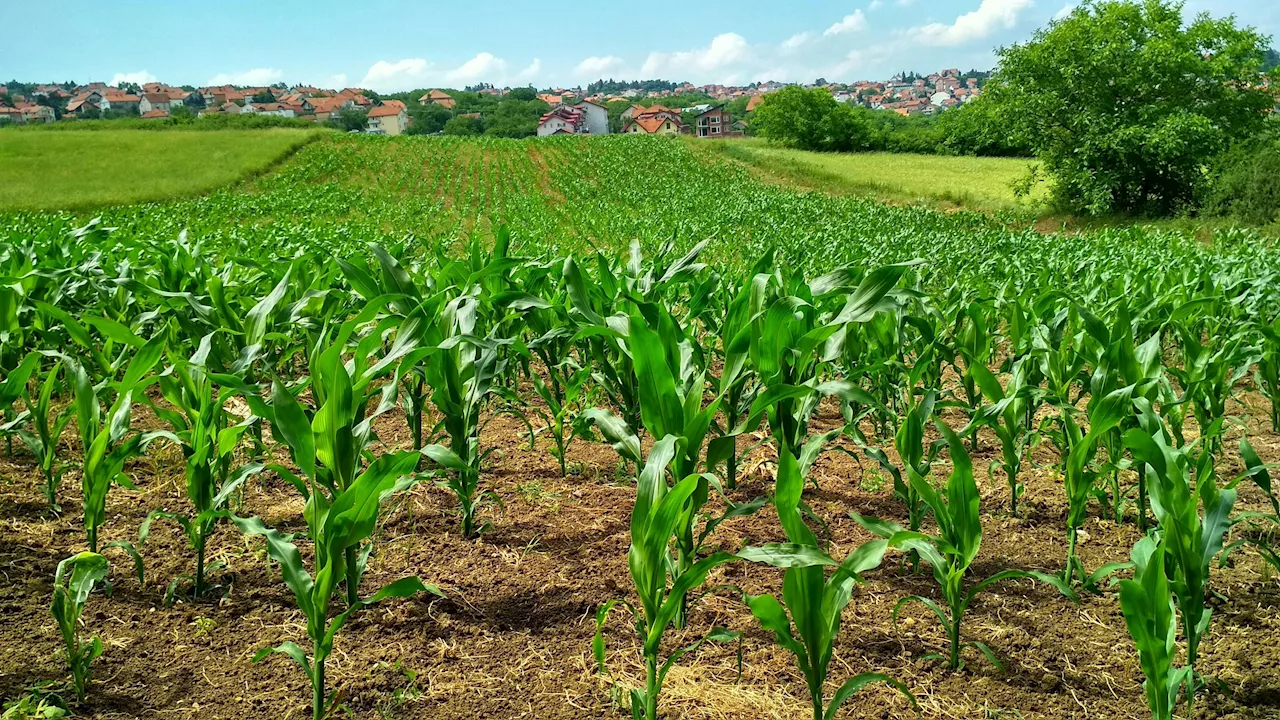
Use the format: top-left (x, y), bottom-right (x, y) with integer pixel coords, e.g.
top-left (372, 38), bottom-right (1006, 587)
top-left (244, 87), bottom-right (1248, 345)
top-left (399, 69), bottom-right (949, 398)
top-left (2, 135), bottom-right (1280, 720)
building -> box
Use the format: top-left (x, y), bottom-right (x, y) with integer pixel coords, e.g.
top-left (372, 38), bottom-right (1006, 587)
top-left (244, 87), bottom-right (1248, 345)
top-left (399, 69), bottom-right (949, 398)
top-left (746, 95), bottom-right (766, 112)
top-left (367, 101), bottom-right (408, 135)
top-left (693, 106), bottom-right (734, 138)
top-left (418, 90), bottom-right (455, 109)
top-left (243, 103), bottom-right (296, 117)
top-left (537, 105), bottom-right (586, 136)
top-left (140, 109), bottom-right (170, 120)
top-left (100, 92), bottom-right (140, 113)
top-left (311, 96), bottom-right (354, 123)
top-left (623, 106), bottom-right (686, 135)
top-left (565, 100), bottom-right (608, 134)
top-left (139, 93), bottom-right (171, 114)
top-left (0, 107), bottom-right (26, 124)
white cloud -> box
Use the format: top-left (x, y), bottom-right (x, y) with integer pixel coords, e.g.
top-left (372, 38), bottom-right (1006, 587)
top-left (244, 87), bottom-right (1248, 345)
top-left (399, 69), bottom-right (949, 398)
top-left (912, 0), bottom-right (1033, 46)
top-left (575, 55), bottom-right (624, 76)
top-left (869, 0), bottom-right (884, 9)
top-left (207, 68), bottom-right (284, 86)
top-left (358, 53), bottom-right (541, 92)
top-left (780, 32), bottom-right (815, 54)
top-left (1053, 3), bottom-right (1076, 20)
top-left (825, 10), bottom-right (869, 36)
top-left (110, 71), bottom-right (156, 86)
top-left (640, 33), bottom-right (750, 80)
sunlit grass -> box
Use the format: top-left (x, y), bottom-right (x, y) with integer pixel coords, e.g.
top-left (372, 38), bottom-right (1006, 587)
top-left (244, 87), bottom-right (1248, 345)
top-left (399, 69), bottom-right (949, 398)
top-left (707, 139), bottom-right (1046, 213)
top-left (0, 129), bottom-right (324, 211)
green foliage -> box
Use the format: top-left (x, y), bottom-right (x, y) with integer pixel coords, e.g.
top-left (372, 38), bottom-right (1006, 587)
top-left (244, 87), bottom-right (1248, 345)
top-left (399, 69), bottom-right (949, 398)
top-left (1204, 121), bottom-right (1280, 224)
top-left (739, 451), bottom-right (916, 720)
top-left (985, 0), bottom-right (1273, 215)
top-left (854, 423), bottom-right (1076, 670)
top-left (1117, 537), bottom-right (1190, 720)
top-left (328, 107), bottom-right (368, 133)
top-left (592, 436), bottom-right (744, 720)
top-left (51, 552), bottom-right (109, 701)
top-left (442, 115), bottom-right (481, 136)
top-left (406, 103), bottom-right (451, 135)
top-left (754, 87), bottom-right (875, 152)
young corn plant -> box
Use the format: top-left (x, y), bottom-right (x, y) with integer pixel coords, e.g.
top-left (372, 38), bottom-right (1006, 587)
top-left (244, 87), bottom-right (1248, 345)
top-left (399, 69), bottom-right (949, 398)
top-left (529, 361), bottom-right (591, 478)
top-left (1222, 437), bottom-right (1280, 573)
top-left (1117, 536), bottom-right (1190, 720)
top-left (418, 293), bottom-right (524, 538)
top-left (593, 436), bottom-right (745, 720)
top-left (51, 552), bottom-right (109, 702)
top-left (257, 319), bottom-right (410, 605)
top-left (68, 335), bottom-right (165, 554)
top-left (585, 305), bottom-right (766, 628)
top-left (0, 351), bottom-right (39, 458)
top-left (138, 334), bottom-right (264, 599)
top-left (965, 358), bottom-right (1042, 516)
top-left (233, 450), bottom-right (440, 720)
top-left (16, 359), bottom-right (75, 511)
top-left (852, 389), bottom-right (944, 551)
top-left (853, 422), bottom-right (1075, 670)
top-left (740, 447), bottom-right (916, 720)
top-left (1123, 422), bottom-right (1236, 714)
top-left (1062, 384), bottom-right (1135, 587)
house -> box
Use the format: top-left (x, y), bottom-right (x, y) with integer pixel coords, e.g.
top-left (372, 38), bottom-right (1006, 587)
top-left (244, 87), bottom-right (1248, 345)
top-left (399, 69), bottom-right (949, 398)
top-left (930, 91), bottom-right (952, 106)
top-left (140, 109), bottom-right (169, 120)
top-left (746, 95), bottom-right (766, 112)
top-left (418, 90), bottom-right (455, 109)
top-left (537, 105), bottom-right (586, 136)
top-left (311, 96), bottom-right (353, 123)
top-left (243, 103), bottom-right (296, 118)
top-left (100, 92), bottom-right (140, 113)
top-left (693, 106), bottom-right (734, 138)
top-left (139, 93), bottom-right (172, 114)
top-left (66, 90), bottom-right (102, 113)
top-left (731, 119), bottom-right (749, 133)
top-left (623, 106), bottom-right (686, 135)
top-left (0, 107), bottom-right (26, 124)
top-left (366, 102), bottom-right (408, 135)
top-left (571, 100), bottom-right (609, 134)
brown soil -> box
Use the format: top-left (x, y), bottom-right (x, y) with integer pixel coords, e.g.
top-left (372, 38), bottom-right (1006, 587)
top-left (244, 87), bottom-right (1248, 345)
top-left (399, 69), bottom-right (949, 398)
top-left (3, 395), bottom-right (1280, 720)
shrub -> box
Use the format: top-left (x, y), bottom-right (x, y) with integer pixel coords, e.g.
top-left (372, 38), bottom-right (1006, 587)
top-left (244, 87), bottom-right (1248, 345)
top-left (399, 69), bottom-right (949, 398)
top-left (1204, 124), bottom-right (1280, 224)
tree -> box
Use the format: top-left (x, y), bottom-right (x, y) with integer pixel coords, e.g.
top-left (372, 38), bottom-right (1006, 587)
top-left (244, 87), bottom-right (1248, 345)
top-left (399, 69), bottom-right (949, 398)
top-left (406, 104), bottom-right (452, 135)
top-left (442, 115), bottom-right (482, 136)
top-left (506, 87), bottom-right (537, 102)
top-left (484, 98), bottom-right (550, 138)
top-left (251, 89), bottom-right (275, 104)
top-left (984, 0), bottom-right (1274, 215)
top-left (328, 107), bottom-right (368, 132)
top-left (170, 105), bottom-right (196, 123)
top-left (753, 86), bottom-right (875, 152)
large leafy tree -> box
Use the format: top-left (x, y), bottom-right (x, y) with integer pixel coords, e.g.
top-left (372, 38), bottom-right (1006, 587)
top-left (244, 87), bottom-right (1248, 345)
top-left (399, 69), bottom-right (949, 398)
top-left (984, 0), bottom-right (1273, 215)
top-left (754, 86), bottom-right (874, 152)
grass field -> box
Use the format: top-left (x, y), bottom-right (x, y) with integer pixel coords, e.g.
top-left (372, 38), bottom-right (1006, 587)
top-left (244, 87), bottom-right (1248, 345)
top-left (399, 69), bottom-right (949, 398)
top-left (0, 129), bottom-right (323, 211)
top-left (708, 139), bottom-right (1046, 213)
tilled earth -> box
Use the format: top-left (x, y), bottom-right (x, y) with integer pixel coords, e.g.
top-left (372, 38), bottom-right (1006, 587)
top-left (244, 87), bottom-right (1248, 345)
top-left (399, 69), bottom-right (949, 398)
top-left (3, 396), bottom-right (1280, 720)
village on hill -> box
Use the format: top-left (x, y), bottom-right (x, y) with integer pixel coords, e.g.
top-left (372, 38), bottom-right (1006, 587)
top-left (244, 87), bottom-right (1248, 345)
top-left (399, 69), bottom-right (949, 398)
top-left (0, 69), bottom-right (987, 137)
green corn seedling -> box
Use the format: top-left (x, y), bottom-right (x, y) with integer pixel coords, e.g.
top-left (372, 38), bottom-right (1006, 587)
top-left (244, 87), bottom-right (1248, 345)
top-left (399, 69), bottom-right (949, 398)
top-left (854, 422), bottom-right (1075, 670)
top-left (17, 359), bottom-right (75, 511)
top-left (0, 351), bottom-right (39, 458)
top-left (740, 445), bottom-right (916, 720)
top-left (139, 334), bottom-right (265, 599)
top-left (966, 357), bottom-right (1041, 516)
top-left (1124, 423), bottom-right (1236, 714)
top-left (1062, 385), bottom-right (1135, 587)
top-left (68, 335), bottom-right (165, 553)
top-left (1117, 536), bottom-right (1190, 720)
top-left (233, 450), bottom-right (440, 720)
top-left (530, 361), bottom-right (591, 478)
top-left (51, 552), bottom-right (109, 701)
top-left (593, 435), bottom-right (745, 720)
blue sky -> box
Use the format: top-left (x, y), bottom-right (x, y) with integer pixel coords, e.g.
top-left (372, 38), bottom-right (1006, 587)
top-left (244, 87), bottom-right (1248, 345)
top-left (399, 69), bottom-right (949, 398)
top-left (2, 0), bottom-right (1276, 91)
